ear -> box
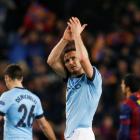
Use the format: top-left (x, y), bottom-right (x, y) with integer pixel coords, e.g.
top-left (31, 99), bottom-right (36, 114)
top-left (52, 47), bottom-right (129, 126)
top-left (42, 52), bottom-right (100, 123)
top-left (5, 75), bottom-right (12, 81)
top-left (21, 77), bottom-right (23, 82)
top-left (4, 75), bottom-right (9, 80)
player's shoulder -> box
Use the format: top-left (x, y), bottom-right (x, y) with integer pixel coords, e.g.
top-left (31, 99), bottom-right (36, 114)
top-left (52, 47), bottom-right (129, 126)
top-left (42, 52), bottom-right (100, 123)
top-left (120, 101), bottom-right (131, 112)
top-left (124, 96), bottom-right (139, 109)
top-left (26, 89), bottom-right (40, 101)
top-left (8, 88), bottom-right (39, 100)
top-left (93, 66), bottom-right (101, 76)
top-left (87, 66), bottom-right (102, 82)
top-left (129, 94), bottom-right (138, 102)
top-left (0, 89), bottom-right (13, 98)
top-left (121, 101), bottom-right (129, 108)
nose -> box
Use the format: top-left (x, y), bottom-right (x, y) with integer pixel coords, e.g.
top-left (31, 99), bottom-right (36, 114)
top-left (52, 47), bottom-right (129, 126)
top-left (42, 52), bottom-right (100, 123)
top-left (68, 59), bottom-right (74, 65)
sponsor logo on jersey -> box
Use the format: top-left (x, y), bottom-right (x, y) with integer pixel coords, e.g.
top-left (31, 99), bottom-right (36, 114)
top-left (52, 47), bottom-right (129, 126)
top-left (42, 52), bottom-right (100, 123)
top-left (0, 100), bottom-right (5, 105)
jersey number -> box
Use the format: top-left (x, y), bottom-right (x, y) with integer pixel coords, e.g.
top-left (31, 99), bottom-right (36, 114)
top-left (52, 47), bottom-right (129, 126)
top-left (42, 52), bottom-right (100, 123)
top-left (16, 104), bottom-right (35, 127)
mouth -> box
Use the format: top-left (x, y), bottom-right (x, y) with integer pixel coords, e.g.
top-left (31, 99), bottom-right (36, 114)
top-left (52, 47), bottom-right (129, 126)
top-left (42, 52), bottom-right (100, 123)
top-left (71, 66), bottom-right (76, 69)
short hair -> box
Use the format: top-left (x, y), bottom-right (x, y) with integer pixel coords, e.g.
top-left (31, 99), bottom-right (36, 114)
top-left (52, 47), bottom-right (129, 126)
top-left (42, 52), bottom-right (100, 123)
top-left (61, 41), bottom-right (76, 62)
top-left (63, 42), bottom-right (76, 54)
top-left (4, 64), bottom-right (23, 80)
top-left (123, 74), bottom-right (140, 93)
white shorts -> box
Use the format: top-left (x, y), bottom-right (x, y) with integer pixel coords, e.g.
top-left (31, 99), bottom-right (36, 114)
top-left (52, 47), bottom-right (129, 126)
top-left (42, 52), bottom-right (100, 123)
top-left (66, 127), bottom-right (95, 140)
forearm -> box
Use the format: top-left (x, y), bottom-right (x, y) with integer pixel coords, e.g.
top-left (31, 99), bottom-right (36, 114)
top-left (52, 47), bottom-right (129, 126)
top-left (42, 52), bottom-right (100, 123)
top-left (40, 121), bottom-right (56, 140)
top-left (47, 38), bottom-right (68, 65)
top-left (74, 34), bottom-right (93, 78)
top-left (37, 117), bottom-right (56, 140)
top-left (74, 35), bottom-right (89, 61)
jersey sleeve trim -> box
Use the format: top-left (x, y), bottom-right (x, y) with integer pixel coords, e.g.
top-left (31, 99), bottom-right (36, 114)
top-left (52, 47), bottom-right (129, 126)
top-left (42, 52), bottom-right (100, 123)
top-left (35, 113), bottom-right (44, 119)
top-left (87, 67), bottom-right (96, 81)
top-left (0, 111), bottom-right (5, 116)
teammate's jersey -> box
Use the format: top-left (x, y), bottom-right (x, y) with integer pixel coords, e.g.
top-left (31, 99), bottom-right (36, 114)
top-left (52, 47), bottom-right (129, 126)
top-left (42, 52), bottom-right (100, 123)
top-left (0, 87), bottom-right (43, 140)
top-left (64, 67), bottom-right (102, 138)
top-left (118, 92), bottom-right (140, 140)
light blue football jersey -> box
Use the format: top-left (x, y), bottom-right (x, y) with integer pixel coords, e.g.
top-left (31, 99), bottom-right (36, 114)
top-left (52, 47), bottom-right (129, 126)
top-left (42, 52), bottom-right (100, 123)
top-left (0, 87), bottom-right (43, 140)
top-left (64, 67), bottom-right (102, 138)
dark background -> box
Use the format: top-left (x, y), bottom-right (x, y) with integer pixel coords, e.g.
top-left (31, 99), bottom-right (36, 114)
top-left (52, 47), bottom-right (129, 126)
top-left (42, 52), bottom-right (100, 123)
top-left (0, 0), bottom-right (140, 139)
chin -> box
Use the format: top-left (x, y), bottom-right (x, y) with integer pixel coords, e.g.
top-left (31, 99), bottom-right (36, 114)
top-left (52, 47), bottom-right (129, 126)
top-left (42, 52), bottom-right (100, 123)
top-left (69, 68), bottom-right (80, 75)
top-left (72, 71), bottom-right (80, 75)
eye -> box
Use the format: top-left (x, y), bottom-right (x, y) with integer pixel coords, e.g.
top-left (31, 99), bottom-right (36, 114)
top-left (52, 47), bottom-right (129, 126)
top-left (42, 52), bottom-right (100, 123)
top-left (64, 59), bottom-right (69, 64)
top-left (71, 57), bottom-right (76, 60)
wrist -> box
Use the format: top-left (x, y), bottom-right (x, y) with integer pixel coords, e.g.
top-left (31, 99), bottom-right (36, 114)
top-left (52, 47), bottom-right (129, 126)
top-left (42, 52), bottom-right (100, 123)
top-left (62, 37), bottom-right (69, 43)
top-left (73, 34), bottom-right (81, 38)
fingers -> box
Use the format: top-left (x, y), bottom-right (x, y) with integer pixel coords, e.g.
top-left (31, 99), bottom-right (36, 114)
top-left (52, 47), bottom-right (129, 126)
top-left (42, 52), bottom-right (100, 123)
top-left (82, 24), bottom-right (87, 30)
top-left (64, 26), bottom-right (70, 33)
top-left (71, 17), bottom-right (80, 24)
top-left (69, 17), bottom-right (80, 25)
top-left (67, 17), bottom-right (79, 30)
top-left (74, 17), bottom-right (80, 24)
top-left (68, 17), bottom-right (86, 27)
top-left (67, 22), bottom-right (71, 28)
top-left (67, 17), bottom-right (87, 34)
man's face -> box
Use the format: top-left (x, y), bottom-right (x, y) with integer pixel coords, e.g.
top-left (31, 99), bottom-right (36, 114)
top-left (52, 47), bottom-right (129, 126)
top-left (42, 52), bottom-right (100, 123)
top-left (64, 51), bottom-right (82, 74)
top-left (121, 80), bottom-right (125, 93)
top-left (121, 80), bottom-right (130, 98)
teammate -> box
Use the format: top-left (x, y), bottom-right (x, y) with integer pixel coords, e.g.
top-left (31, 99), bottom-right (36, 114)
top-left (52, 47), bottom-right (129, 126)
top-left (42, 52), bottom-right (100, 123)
top-left (118, 74), bottom-right (140, 140)
top-left (47, 17), bottom-right (102, 140)
top-left (0, 64), bottom-right (56, 140)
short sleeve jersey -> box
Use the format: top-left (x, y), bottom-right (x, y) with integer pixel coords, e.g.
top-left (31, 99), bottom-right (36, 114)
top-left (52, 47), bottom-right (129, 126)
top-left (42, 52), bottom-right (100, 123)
top-left (64, 67), bottom-right (102, 138)
top-left (0, 87), bottom-right (43, 140)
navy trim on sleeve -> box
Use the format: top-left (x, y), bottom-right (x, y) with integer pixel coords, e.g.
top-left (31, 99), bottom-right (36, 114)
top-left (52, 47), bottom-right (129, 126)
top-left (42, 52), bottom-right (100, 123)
top-left (0, 111), bottom-right (5, 116)
top-left (87, 67), bottom-right (96, 81)
top-left (35, 113), bottom-right (44, 119)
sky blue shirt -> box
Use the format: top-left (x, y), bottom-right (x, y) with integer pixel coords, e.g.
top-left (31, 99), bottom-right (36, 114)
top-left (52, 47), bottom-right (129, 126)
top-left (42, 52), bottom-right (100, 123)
top-left (0, 87), bottom-right (43, 140)
top-left (64, 67), bottom-right (102, 138)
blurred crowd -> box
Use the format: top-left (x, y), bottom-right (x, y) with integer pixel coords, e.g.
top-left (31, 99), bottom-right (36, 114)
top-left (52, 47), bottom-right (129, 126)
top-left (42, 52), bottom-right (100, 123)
top-left (0, 0), bottom-right (140, 140)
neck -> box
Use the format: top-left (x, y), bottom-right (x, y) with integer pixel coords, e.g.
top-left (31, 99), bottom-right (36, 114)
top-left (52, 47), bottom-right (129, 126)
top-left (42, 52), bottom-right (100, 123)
top-left (72, 68), bottom-right (84, 76)
top-left (9, 82), bottom-right (23, 90)
top-left (71, 72), bottom-right (84, 77)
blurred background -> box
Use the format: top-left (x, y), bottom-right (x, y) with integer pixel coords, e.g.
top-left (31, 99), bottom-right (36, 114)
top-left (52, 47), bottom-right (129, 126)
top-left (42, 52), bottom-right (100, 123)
top-left (0, 0), bottom-right (140, 140)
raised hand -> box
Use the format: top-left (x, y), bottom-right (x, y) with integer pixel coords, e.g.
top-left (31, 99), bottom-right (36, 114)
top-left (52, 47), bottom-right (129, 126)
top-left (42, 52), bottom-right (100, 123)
top-left (67, 17), bottom-right (87, 37)
top-left (62, 26), bottom-right (73, 41)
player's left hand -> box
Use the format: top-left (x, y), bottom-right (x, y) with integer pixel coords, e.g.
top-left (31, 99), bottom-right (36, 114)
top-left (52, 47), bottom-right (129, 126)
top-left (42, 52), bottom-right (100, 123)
top-left (67, 17), bottom-right (87, 37)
